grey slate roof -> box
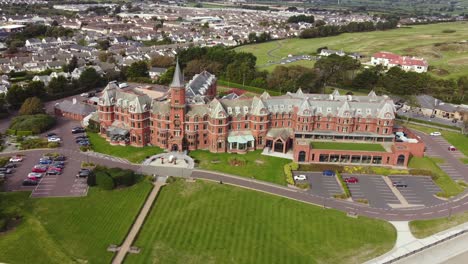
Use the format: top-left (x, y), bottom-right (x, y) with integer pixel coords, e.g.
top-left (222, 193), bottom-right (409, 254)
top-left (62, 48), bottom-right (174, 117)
top-left (186, 70), bottom-right (215, 97)
top-left (170, 59), bottom-right (184, 88)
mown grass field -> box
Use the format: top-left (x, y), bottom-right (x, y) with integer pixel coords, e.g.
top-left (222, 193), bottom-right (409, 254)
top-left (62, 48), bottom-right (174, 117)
top-left (126, 180), bottom-right (396, 264)
top-left (408, 156), bottom-right (465, 198)
top-left (0, 181), bottom-right (153, 264)
top-left (87, 132), bottom-right (164, 163)
top-left (311, 142), bottom-right (386, 152)
top-left (190, 150), bottom-right (290, 185)
top-left (410, 210), bottom-right (468, 239)
top-left (237, 22), bottom-right (468, 79)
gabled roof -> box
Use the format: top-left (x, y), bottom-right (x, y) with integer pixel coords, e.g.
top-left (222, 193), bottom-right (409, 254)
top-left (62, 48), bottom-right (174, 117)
top-left (250, 96), bottom-right (268, 116)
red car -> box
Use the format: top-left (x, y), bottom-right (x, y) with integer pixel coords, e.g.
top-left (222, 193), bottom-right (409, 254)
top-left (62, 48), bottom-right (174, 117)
top-left (344, 177), bottom-right (359, 183)
top-left (27, 176), bottom-right (40, 181)
top-left (32, 165), bottom-right (48, 173)
top-left (49, 166), bottom-right (62, 172)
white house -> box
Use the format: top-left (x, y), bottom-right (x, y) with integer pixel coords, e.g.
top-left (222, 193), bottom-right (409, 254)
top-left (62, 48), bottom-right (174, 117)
top-left (371, 51), bottom-right (428, 73)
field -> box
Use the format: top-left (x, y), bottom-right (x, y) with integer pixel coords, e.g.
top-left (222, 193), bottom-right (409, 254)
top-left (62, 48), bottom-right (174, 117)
top-left (87, 132), bottom-right (164, 163)
top-left (0, 181), bottom-right (152, 264)
top-left (311, 142), bottom-right (386, 151)
top-left (410, 210), bottom-right (468, 239)
top-left (190, 150), bottom-right (290, 185)
top-left (236, 22), bottom-right (468, 79)
top-left (126, 180), bottom-right (396, 264)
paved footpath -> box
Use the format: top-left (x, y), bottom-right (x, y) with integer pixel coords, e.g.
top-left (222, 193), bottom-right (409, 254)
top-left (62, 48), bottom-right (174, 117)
top-left (112, 181), bottom-right (165, 264)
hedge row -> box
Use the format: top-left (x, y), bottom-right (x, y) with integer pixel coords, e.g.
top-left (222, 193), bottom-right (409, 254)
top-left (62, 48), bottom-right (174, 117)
top-left (91, 166), bottom-right (140, 190)
top-left (336, 171), bottom-right (351, 198)
top-left (218, 80), bottom-right (281, 96)
top-left (298, 163), bottom-right (344, 172)
top-left (284, 162), bottom-right (299, 185)
top-left (396, 115), bottom-right (461, 131)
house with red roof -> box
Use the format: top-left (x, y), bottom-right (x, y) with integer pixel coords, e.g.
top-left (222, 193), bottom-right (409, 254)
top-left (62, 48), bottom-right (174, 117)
top-left (371, 51), bottom-right (428, 73)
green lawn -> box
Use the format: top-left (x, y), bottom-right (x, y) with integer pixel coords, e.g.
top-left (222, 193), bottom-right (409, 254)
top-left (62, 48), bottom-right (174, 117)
top-left (126, 180), bottom-right (396, 264)
top-left (190, 150), bottom-right (290, 185)
top-left (0, 181), bottom-right (153, 264)
top-left (408, 156), bottom-right (465, 198)
top-left (410, 210), bottom-right (468, 239)
top-left (87, 132), bottom-right (164, 163)
top-left (236, 22), bottom-right (468, 79)
top-left (311, 142), bottom-right (386, 152)
top-left (403, 123), bottom-right (468, 157)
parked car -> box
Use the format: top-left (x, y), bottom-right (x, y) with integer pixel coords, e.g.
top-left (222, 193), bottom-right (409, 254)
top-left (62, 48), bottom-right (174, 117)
top-left (53, 161), bottom-right (65, 166)
top-left (32, 165), bottom-right (48, 173)
top-left (392, 181), bottom-right (408, 188)
top-left (448, 146), bottom-right (457, 151)
top-left (49, 166), bottom-right (62, 172)
top-left (39, 159), bottom-right (53, 165)
top-left (76, 138), bottom-right (89, 143)
top-left (9, 156), bottom-right (23, 162)
top-left (430, 132), bottom-right (441, 136)
top-left (54, 155), bottom-right (66, 161)
top-left (344, 177), bottom-right (359, 183)
top-left (28, 172), bottom-right (44, 179)
top-left (77, 169), bottom-right (91, 178)
top-left (78, 141), bottom-right (90, 146)
top-left (322, 170), bottom-right (335, 177)
top-left (46, 132), bottom-right (57, 137)
top-left (22, 179), bottom-right (39, 186)
top-left (72, 127), bottom-right (85, 134)
top-left (294, 174), bottom-right (307, 181)
top-left (47, 169), bottom-right (61, 175)
top-left (4, 163), bottom-right (17, 168)
top-left (0, 167), bottom-right (13, 174)
top-left (48, 137), bottom-right (62, 143)
top-left (40, 156), bottom-right (52, 161)
top-left (452, 119), bottom-right (458, 123)
top-left (75, 135), bottom-right (88, 139)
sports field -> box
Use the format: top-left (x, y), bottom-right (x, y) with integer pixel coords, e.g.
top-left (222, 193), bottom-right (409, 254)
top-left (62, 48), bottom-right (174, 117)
top-left (125, 180), bottom-right (396, 264)
top-left (236, 22), bottom-right (468, 79)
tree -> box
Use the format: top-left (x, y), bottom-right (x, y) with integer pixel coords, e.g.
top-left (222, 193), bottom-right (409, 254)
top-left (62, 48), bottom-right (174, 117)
top-left (63, 56), bottom-right (78, 73)
top-left (98, 52), bottom-right (110, 62)
top-left (79, 68), bottom-right (103, 90)
top-left (126, 61), bottom-right (149, 78)
top-left (314, 54), bottom-right (360, 87)
top-left (47, 76), bottom-right (69, 94)
top-left (157, 66), bottom-right (175, 85)
top-left (5, 85), bottom-right (26, 108)
top-left (19, 97), bottom-right (45, 115)
top-left (150, 55), bottom-right (174, 67)
top-left (97, 39), bottom-right (110, 50)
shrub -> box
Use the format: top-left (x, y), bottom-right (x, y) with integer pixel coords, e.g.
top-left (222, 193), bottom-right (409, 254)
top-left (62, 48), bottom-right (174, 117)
top-left (283, 162), bottom-right (297, 185)
top-left (336, 171), bottom-right (351, 198)
top-left (19, 138), bottom-right (48, 150)
top-left (47, 142), bottom-right (59, 148)
top-left (87, 173), bottom-right (96, 186)
top-left (166, 176), bottom-right (177, 184)
top-left (296, 183), bottom-right (310, 189)
top-left (442, 29), bottom-right (456, 33)
top-left (0, 157), bottom-right (10, 167)
top-left (80, 146), bottom-right (90, 152)
top-left (298, 163), bottom-right (344, 172)
top-left (9, 114), bottom-right (56, 134)
top-left (16, 131), bottom-right (33, 136)
top-left (108, 168), bottom-right (136, 186)
top-left (95, 171), bottom-right (115, 190)
top-left (333, 193), bottom-right (348, 199)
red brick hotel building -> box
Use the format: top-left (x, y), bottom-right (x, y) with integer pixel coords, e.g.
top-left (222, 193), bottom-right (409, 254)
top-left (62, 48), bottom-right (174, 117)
top-left (98, 62), bottom-right (424, 167)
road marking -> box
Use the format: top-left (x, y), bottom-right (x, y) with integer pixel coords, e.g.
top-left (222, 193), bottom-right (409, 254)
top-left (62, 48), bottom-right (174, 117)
top-left (438, 209), bottom-right (448, 213)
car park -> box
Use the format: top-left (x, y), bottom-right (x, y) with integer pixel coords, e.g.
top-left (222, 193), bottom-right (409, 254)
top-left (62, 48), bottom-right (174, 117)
top-left (430, 132), bottom-right (441, 136)
top-left (392, 181), bottom-right (408, 188)
top-left (28, 172), bottom-right (44, 179)
top-left (22, 179), bottom-right (39, 186)
top-left (322, 170), bottom-right (335, 177)
top-left (72, 127), bottom-right (86, 134)
top-left (294, 174), bottom-right (307, 181)
top-left (9, 156), bottom-right (23, 162)
top-left (344, 177), bottom-right (359, 183)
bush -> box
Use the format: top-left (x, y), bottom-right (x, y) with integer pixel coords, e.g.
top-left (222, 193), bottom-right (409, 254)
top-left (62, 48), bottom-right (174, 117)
top-left (19, 138), bottom-right (48, 150)
top-left (298, 163), bottom-right (344, 172)
top-left (336, 171), bottom-right (351, 198)
top-left (87, 173), bottom-right (96, 186)
top-left (16, 130), bottom-right (33, 136)
top-left (107, 167), bottom-right (136, 186)
top-left (9, 114), bottom-right (56, 134)
top-left (95, 171), bottom-right (115, 190)
top-left (284, 162), bottom-right (297, 185)
top-left (47, 142), bottom-right (59, 148)
top-left (166, 176), bottom-right (177, 184)
top-left (80, 146), bottom-right (90, 152)
top-left (0, 157), bottom-right (10, 167)
top-left (296, 183), bottom-right (310, 189)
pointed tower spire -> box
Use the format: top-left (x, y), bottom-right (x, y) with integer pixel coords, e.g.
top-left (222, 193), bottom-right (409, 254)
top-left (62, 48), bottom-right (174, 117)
top-left (171, 58), bottom-right (184, 88)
